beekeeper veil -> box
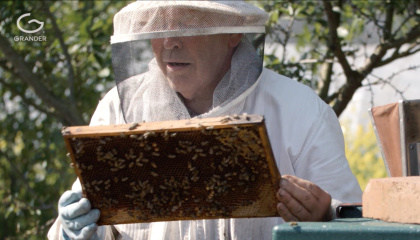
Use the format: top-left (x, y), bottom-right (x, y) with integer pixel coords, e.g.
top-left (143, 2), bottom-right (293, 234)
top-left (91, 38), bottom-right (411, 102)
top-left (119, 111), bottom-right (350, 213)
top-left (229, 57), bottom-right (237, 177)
top-left (111, 0), bottom-right (269, 123)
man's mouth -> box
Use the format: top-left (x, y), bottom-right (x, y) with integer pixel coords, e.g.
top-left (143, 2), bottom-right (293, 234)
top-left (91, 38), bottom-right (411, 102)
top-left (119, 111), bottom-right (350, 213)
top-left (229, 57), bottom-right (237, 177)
top-left (168, 62), bottom-right (190, 66)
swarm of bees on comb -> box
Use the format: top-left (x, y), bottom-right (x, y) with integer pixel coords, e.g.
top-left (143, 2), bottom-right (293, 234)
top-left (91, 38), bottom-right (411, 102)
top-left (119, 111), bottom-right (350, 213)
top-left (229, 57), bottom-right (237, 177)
top-left (63, 114), bottom-right (281, 225)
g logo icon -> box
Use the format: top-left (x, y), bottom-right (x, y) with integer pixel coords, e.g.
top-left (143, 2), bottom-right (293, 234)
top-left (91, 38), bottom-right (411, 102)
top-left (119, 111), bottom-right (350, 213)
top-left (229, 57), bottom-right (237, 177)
top-left (17, 13), bottom-right (44, 34)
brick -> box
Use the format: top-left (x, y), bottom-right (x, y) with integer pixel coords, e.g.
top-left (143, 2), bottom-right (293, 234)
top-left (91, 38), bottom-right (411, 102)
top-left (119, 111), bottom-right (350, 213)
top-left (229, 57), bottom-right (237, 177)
top-left (363, 177), bottom-right (420, 224)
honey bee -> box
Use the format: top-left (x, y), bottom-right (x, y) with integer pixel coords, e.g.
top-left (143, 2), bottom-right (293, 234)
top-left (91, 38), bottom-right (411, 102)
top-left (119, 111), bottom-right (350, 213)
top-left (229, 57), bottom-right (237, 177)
top-left (129, 123), bottom-right (139, 130)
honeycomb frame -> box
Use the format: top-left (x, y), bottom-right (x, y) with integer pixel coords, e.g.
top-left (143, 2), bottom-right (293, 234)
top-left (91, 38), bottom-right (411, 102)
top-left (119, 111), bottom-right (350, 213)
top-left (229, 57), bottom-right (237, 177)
top-left (62, 114), bottom-right (281, 225)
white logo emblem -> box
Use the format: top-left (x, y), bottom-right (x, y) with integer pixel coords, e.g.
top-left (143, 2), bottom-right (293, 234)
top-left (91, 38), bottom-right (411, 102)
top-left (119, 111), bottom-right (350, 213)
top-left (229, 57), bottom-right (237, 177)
top-left (17, 13), bottom-right (44, 34)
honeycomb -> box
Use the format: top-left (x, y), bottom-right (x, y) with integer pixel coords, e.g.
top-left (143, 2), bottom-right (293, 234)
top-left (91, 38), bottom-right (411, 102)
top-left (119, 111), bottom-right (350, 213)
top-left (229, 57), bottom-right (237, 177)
top-left (62, 114), bottom-right (281, 225)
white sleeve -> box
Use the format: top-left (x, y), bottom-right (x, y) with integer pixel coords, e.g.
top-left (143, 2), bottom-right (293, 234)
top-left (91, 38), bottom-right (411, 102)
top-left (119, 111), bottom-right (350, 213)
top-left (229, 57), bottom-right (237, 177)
top-left (246, 69), bottom-right (362, 217)
top-left (294, 105), bottom-right (363, 218)
top-left (244, 69), bottom-right (362, 220)
top-left (90, 87), bottom-right (124, 126)
top-left (47, 217), bottom-right (65, 240)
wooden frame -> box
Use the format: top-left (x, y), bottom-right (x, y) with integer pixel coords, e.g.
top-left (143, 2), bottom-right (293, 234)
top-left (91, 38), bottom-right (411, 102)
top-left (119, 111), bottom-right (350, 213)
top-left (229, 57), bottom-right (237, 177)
top-left (62, 114), bottom-right (281, 225)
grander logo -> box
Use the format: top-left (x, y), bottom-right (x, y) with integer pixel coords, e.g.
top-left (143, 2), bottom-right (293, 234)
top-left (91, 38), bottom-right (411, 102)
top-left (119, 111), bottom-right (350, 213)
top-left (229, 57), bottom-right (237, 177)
top-left (17, 13), bottom-right (44, 34)
top-left (14, 13), bottom-right (47, 42)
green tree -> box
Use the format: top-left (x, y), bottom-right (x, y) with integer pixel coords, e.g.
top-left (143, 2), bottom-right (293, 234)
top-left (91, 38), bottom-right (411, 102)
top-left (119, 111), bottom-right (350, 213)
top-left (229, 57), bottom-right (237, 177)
top-left (0, 1), bottom-right (127, 239)
top-left (258, 0), bottom-right (420, 116)
top-left (0, 1), bottom-right (419, 239)
top-left (342, 120), bottom-right (388, 191)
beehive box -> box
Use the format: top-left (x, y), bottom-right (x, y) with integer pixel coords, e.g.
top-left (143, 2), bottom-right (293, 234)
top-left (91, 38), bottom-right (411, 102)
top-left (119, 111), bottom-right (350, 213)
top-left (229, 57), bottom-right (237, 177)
top-left (62, 114), bottom-right (281, 225)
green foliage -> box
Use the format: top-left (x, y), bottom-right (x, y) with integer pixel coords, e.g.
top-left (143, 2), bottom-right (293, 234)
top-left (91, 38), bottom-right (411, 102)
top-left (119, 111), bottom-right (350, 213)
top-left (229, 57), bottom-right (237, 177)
top-left (258, 0), bottom-right (420, 110)
top-left (343, 123), bottom-right (388, 191)
top-left (0, 1), bottom-right (127, 239)
top-left (259, 0), bottom-right (330, 86)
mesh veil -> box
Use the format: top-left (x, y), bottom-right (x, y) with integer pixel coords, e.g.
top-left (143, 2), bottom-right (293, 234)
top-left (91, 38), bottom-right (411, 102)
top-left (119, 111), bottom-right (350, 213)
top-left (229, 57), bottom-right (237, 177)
top-left (111, 1), bottom-right (268, 123)
top-left (111, 1), bottom-right (268, 42)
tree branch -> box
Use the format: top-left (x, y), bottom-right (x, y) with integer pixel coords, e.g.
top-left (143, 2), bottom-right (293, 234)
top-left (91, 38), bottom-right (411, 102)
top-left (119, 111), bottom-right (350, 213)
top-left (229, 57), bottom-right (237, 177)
top-left (0, 34), bottom-right (85, 125)
top-left (358, 24), bottom-right (420, 75)
top-left (318, 50), bottom-right (334, 101)
top-left (392, 14), bottom-right (415, 39)
top-left (41, 0), bottom-right (76, 103)
top-left (322, 0), bottom-right (354, 79)
top-left (0, 80), bottom-right (52, 117)
top-left (0, 59), bottom-right (54, 114)
top-left (376, 45), bottom-right (420, 68)
top-left (325, 92), bottom-right (339, 104)
top-left (382, 25), bottom-right (420, 49)
top-left (350, 2), bottom-right (383, 34)
top-left (323, 0), bottom-right (365, 116)
top-left (367, 72), bottom-right (409, 100)
top-left (368, 65), bottom-right (420, 87)
top-left (382, 1), bottom-right (394, 41)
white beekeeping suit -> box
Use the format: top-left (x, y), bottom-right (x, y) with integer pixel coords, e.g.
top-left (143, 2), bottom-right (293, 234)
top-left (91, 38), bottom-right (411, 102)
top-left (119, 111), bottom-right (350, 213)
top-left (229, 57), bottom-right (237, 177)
top-left (48, 0), bottom-right (362, 239)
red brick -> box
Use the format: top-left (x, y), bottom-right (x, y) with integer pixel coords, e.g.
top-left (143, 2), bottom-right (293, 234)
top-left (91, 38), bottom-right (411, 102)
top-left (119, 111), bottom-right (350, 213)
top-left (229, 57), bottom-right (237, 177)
top-left (363, 177), bottom-right (420, 224)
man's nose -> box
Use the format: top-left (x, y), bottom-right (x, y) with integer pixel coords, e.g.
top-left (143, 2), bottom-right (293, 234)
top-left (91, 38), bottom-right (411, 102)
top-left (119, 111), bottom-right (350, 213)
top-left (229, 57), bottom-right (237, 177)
top-left (163, 37), bottom-right (182, 50)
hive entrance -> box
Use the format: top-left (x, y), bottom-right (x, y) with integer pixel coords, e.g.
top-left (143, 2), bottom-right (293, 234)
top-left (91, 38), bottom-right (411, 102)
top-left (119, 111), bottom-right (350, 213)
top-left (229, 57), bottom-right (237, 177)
top-left (63, 115), bottom-right (281, 225)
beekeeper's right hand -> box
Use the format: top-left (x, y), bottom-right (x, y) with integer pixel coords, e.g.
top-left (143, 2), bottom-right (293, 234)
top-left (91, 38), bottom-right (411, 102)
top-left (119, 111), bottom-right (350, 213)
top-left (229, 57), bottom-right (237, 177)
top-left (58, 189), bottom-right (100, 240)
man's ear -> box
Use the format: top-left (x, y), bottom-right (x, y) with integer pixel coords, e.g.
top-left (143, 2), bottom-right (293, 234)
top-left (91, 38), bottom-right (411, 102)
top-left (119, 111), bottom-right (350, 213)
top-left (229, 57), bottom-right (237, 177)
top-left (228, 34), bottom-right (243, 48)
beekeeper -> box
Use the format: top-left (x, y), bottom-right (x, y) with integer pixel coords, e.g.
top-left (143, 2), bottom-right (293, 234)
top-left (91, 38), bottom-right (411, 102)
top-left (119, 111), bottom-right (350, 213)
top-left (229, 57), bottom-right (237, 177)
top-left (48, 1), bottom-right (362, 239)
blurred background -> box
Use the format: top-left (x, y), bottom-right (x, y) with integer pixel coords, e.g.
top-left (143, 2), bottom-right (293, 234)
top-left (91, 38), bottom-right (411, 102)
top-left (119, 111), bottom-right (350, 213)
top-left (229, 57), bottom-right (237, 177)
top-left (0, 1), bottom-right (419, 239)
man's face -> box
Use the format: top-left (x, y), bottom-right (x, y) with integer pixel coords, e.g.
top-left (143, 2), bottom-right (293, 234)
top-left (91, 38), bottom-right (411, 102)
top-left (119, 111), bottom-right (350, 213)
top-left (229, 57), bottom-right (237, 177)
top-left (151, 34), bottom-right (241, 100)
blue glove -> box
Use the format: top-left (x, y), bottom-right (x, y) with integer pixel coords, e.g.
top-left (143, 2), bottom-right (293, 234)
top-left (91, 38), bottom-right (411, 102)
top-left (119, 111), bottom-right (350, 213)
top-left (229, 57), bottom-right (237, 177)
top-left (59, 189), bottom-right (100, 240)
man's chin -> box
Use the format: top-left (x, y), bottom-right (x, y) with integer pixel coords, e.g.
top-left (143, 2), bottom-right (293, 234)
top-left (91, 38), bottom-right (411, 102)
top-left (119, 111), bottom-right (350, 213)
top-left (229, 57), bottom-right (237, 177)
top-left (167, 80), bottom-right (192, 97)
top-left (175, 90), bottom-right (195, 101)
